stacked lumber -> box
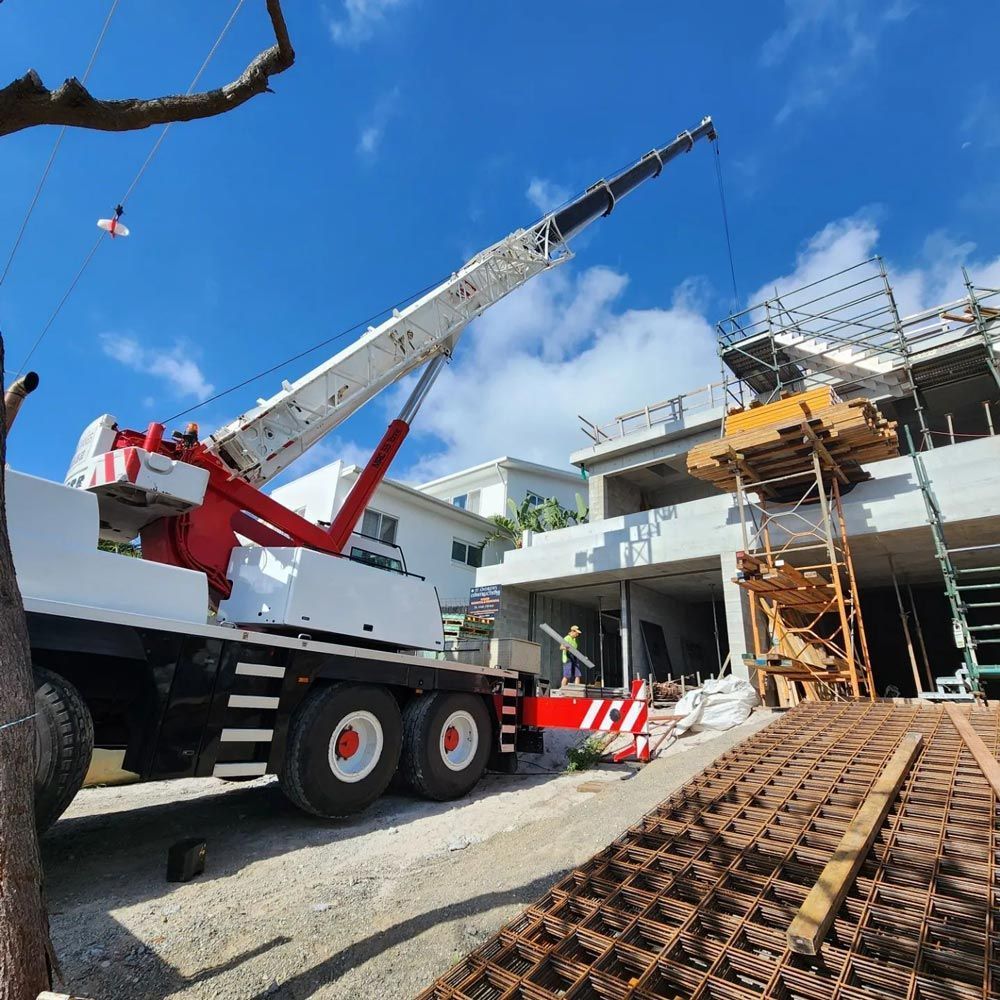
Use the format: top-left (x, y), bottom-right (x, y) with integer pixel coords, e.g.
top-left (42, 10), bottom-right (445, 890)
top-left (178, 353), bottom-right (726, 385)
top-left (736, 552), bottom-right (858, 703)
top-left (735, 552), bottom-right (836, 616)
top-left (724, 385), bottom-right (838, 434)
top-left (443, 611), bottom-right (494, 642)
top-left (687, 389), bottom-right (898, 497)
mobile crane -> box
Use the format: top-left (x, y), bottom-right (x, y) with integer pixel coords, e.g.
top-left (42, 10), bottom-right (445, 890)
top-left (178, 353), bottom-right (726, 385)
top-left (16, 117), bottom-right (716, 829)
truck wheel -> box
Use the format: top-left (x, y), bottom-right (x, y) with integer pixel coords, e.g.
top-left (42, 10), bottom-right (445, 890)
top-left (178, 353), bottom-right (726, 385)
top-left (280, 683), bottom-right (401, 818)
top-left (401, 692), bottom-right (491, 801)
top-left (34, 667), bottom-right (94, 832)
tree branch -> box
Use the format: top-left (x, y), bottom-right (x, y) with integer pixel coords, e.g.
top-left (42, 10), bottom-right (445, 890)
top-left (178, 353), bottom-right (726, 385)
top-left (0, 0), bottom-right (295, 139)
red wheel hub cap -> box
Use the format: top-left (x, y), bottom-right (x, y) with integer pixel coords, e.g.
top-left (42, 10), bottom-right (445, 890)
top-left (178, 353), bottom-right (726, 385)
top-left (337, 727), bottom-right (360, 759)
top-left (443, 725), bottom-right (460, 752)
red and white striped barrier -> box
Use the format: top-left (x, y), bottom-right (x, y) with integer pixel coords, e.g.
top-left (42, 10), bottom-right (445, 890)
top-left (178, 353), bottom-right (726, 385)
top-left (520, 679), bottom-right (650, 762)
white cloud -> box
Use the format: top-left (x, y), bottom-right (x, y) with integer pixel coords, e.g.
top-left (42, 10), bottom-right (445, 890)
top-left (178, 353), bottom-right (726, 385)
top-left (761, 0), bottom-right (915, 122)
top-left (372, 211), bottom-right (1000, 483)
top-left (961, 87), bottom-right (1000, 151)
top-left (526, 177), bottom-right (571, 215)
top-left (389, 264), bottom-right (720, 482)
top-left (327, 0), bottom-right (408, 47)
top-left (100, 334), bottom-right (214, 401)
top-left (356, 87), bottom-right (400, 160)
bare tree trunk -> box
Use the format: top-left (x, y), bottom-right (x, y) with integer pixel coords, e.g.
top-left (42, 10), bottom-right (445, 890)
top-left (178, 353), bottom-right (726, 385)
top-left (0, 332), bottom-right (51, 1000)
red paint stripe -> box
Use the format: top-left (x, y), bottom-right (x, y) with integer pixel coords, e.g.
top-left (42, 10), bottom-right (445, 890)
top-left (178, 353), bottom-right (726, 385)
top-left (104, 452), bottom-right (115, 484)
top-left (124, 448), bottom-right (141, 483)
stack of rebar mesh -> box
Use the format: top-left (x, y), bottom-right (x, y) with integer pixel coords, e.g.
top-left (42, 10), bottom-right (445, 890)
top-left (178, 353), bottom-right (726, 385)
top-left (417, 702), bottom-right (1000, 1000)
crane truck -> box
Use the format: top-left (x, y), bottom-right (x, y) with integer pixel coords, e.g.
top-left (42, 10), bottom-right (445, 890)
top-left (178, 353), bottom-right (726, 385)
top-left (14, 117), bottom-right (716, 829)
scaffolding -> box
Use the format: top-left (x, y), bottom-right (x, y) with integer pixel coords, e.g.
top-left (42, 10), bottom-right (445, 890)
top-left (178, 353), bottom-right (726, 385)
top-left (734, 450), bottom-right (875, 702)
top-left (716, 257), bottom-right (1000, 451)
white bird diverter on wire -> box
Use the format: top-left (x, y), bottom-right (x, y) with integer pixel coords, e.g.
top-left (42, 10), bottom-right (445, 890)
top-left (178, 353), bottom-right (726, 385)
top-left (97, 204), bottom-right (129, 238)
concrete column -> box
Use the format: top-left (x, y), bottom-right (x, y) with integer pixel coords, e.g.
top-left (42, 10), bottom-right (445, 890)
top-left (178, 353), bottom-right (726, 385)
top-left (620, 579), bottom-right (633, 687)
top-left (494, 586), bottom-right (530, 640)
top-left (720, 551), bottom-right (756, 682)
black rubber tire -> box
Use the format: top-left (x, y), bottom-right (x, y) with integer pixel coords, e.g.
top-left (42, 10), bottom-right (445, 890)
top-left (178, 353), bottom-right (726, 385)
top-left (279, 683), bottom-right (401, 818)
top-left (34, 666), bottom-right (94, 832)
top-left (400, 692), bottom-right (491, 801)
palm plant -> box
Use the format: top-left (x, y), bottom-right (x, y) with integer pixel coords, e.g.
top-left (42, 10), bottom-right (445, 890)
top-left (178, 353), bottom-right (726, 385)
top-left (484, 492), bottom-right (589, 549)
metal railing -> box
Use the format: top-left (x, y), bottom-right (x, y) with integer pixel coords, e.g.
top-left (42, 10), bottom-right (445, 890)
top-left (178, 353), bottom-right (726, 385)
top-left (578, 380), bottom-right (725, 445)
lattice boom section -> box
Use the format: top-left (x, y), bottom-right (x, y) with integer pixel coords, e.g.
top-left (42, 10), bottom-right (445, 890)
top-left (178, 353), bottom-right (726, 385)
top-left (416, 702), bottom-right (1000, 1000)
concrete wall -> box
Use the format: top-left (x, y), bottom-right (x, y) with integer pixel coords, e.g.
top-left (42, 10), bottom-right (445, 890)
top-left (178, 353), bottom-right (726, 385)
top-left (479, 437), bottom-right (1000, 589)
top-left (628, 583), bottom-right (717, 682)
top-left (589, 473), bottom-right (643, 520)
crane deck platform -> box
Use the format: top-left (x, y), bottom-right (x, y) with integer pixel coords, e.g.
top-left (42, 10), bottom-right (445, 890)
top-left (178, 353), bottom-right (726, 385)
top-left (418, 701), bottom-right (1000, 1000)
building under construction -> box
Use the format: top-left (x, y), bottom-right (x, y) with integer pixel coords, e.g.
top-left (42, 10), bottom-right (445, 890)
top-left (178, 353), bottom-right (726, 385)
top-left (420, 259), bottom-right (1000, 1000)
top-left (476, 257), bottom-right (1000, 702)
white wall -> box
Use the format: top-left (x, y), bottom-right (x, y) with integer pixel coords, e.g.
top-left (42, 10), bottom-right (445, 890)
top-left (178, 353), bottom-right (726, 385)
top-left (271, 463), bottom-right (504, 606)
top-left (419, 461), bottom-right (583, 519)
top-left (504, 468), bottom-right (586, 517)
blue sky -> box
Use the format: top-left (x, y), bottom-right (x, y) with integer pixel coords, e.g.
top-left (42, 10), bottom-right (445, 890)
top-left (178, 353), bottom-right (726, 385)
top-left (2, 0), bottom-right (999, 486)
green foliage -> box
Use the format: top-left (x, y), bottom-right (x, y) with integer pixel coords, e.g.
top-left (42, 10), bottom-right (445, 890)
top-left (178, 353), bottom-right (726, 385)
top-left (566, 735), bottom-right (606, 772)
top-left (484, 492), bottom-right (589, 548)
top-left (98, 539), bottom-right (142, 558)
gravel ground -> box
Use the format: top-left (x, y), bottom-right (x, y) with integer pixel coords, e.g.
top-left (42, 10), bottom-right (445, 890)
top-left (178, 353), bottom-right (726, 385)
top-left (43, 711), bottom-right (776, 999)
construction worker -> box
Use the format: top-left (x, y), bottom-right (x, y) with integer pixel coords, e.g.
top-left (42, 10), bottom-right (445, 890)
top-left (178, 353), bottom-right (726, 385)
top-left (560, 625), bottom-right (583, 687)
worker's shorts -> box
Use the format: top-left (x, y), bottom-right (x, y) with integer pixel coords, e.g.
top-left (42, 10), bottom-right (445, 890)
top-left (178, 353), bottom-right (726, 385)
top-left (562, 660), bottom-right (582, 682)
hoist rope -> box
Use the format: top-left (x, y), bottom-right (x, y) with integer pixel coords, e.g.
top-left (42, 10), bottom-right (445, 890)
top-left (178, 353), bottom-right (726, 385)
top-left (713, 139), bottom-right (740, 312)
top-left (0, 0), bottom-right (121, 289)
top-left (14, 0), bottom-right (248, 377)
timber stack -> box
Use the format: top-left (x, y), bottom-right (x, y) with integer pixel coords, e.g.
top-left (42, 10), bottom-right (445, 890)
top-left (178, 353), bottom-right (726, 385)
top-left (686, 385), bottom-right (898, 498)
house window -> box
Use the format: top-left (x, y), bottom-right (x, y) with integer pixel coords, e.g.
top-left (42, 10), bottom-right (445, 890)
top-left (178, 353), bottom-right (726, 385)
top-left (361, 508), bottom-right (398, 544)
top-left (451, 538), bottom-right (483, 568)
top-left (526, 491), bottom-right (545, 507)
top-left (452, 490), bottom-right (480, 513)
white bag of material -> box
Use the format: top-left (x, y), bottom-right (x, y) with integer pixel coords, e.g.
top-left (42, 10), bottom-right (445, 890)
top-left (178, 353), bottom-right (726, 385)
top-left (675, 676), bottom-right (760, 734)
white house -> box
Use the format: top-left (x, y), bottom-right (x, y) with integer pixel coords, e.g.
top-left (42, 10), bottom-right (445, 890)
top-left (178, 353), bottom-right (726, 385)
top-left (271, 460), bottom-right (504, 606)
top-left (418, 456), bottom-right (586, 519)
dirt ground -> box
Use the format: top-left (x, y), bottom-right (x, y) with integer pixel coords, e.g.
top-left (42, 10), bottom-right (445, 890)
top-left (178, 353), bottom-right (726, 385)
top-left (43, 712), bottom-right (776, 1000)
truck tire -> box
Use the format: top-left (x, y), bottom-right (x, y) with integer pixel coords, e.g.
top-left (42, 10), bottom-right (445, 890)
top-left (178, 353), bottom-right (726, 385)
top-left (34, 666), bottom-right (94, 832)
top-left (280, 683), bottom-right (401, 818)
top-left (401, 692), bottom-right (491, 801)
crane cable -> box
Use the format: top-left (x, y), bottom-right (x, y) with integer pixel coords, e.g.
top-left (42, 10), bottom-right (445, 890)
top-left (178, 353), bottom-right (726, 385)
top-left (0, 0), bottom-right (121, 290)
top-left (712, 139), bottom-right (740, 312)
top-left (14, 0), bottom-right (248, 377)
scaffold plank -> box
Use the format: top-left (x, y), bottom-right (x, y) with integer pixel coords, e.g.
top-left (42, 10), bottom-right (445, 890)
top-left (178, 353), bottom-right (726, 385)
top-left (786, 730), bottom-right (923, 956)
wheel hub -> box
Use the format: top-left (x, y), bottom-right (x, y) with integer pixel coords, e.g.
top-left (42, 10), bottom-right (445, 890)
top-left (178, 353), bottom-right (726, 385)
top-left (337, 727), bottom-right (360, 760)
top-left (439, 710), bottom-right (478, 771)
top-left (327, 710), bottom-right (384, 783)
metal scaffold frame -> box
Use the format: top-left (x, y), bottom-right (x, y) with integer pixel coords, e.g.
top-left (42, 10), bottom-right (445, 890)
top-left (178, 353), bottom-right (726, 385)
top-left (734, 450), bottom-right (875, 702)
top-left (716, 258), bottom-right (1000, 452)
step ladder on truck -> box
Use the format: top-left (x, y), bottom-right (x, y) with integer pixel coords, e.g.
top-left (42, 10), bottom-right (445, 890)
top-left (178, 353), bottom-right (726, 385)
top-left (16, 118), bottom-right (716, 830)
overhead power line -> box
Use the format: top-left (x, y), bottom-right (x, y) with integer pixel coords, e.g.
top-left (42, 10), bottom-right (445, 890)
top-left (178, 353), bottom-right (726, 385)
top-left (14, 0), bottom-right (248, 377)
top-left (0, 0), bottom-right (121, 289)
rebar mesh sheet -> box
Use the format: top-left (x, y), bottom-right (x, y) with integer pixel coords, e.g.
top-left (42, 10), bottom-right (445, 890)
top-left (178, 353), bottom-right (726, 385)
top-left (416, 702), bottom-right (1000, 1000)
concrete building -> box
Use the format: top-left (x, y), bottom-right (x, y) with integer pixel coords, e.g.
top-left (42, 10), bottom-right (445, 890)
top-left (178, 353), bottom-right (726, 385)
top-left (476, 260), bottom-right (1000, 691)
top-left (272, 456), bottom-right (582, 608)
top-left (418, 457), bottom-right (585, 519)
